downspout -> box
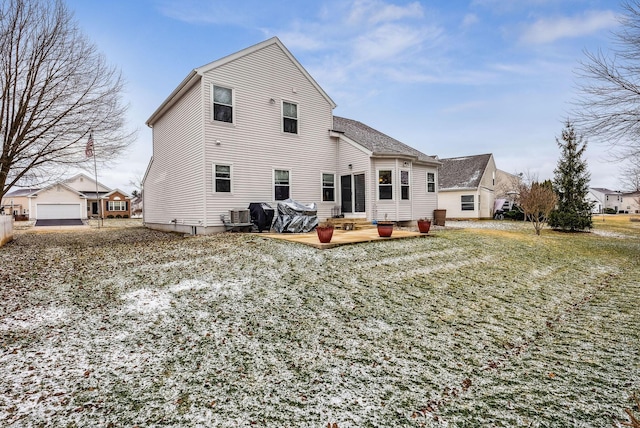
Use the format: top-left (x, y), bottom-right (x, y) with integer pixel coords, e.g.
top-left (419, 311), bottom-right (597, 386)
top-left (200, 79), bottom-right (207, 234)
top-left (395, 158), bottom-right (400, 221)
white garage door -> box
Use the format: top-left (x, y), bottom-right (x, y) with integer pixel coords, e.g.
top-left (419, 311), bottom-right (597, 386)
top-left (37, 204), bottom-right (82, 219)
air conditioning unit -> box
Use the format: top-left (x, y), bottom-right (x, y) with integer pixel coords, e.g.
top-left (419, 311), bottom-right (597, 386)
top-left (230, 209), bottom-right (249, 224)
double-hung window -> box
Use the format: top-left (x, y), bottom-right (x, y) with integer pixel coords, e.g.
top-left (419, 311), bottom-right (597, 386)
top-left (213, 85), bottom-right (233, 123)
top-left (378, 170), bottom-right (393, 200)
top-left (274, 169), bottom-right (290, 201)
top-left (427, 172), bottom-right (435, 193)
top-left (283, 102), bottom-right (298, 134)
top-left (461, 195), bottom-right (474, 211)
top-left (400, 170), bottom-right (410, 200)
top-left (322, 173), bottom-right (335, 202)
top-left (214, 164), bottom-right (231, 193)
top-left (108, 201), bottom-right (127, 211)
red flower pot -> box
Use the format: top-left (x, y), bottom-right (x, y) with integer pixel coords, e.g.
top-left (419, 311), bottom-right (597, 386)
top-left (377, 222), bottom-right (393, 237)
top-left (316, 226), bottom-right (334, 243)
top-left (417, 220), bottom-right (431, 233)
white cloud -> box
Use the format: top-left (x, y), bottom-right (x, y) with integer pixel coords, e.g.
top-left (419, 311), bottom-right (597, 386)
top-left (347, 0), bottom-right (424, 25)
top-left (352, 24), bottom-right (435, 63)
top-left (520, 10), bottom-right (619, 44)
top-left (278, 31), bottom-right (325, 51)
top-left (462, 13), bottom-right (479, 28)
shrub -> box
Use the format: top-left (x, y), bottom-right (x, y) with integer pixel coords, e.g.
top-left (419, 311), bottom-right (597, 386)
top-left (604, 208), bottom-right (617, 214)
top-left (504, 209), bottom-right (524, 221)
top-left (115, 215), bottom-right (122, 219)
top-left (548, 210), bottom-right (593, 231)
top-left (107, 215), bottom-right (114, 219)
top-left (123, 214), bottom-right (129, 218)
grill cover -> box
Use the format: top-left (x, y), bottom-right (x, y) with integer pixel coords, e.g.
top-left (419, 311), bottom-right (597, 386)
top-left (272, 199), bottom-right (318, 233)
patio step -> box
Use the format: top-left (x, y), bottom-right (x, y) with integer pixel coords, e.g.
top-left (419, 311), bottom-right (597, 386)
top-left (326, 218), bottom-right (376, 230)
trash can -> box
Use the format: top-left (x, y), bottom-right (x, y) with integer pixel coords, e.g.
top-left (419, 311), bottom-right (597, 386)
top-left (433, 209), bottom-right (446, 226)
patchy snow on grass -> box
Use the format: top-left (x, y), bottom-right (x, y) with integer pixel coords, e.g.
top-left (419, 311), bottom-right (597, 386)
top-left (1, 224), bottom-right (639, 426)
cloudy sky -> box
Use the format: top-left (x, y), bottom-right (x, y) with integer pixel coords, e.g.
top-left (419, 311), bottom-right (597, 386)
top-left (64, 0), bottom-right (624, 193)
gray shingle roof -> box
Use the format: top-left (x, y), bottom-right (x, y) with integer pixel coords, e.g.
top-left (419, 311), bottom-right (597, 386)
top-left (332, 116), bottom-right (438, 164)
top-left (4, 188), bottom-right (40, 197)
top-left (438, 154), bottom-right (493, 190)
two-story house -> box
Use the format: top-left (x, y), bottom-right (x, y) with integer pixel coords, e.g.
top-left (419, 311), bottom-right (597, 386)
top-left (589, 188), bottom-right (624, 213)
top-left (143, 37), bottom-right (440, 235)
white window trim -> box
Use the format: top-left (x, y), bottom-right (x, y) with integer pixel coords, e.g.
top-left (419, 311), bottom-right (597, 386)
top-left (273, 168), bottom-right (291, 201)
top-left (321, 172), bottom-right (336, 202)
top-left (427, 171), bottom-right (436, 193)
top-left (281, 100), bottom-right (299, 135)
top-left (400, 169), bottom-right (410, 200)
top-left (377, 168), bottom-right (394, 201)
top-left (211, 84), bottom-right (235, 124)
top-left (108, 200), bottom-right (127, 211)
top-left (461, 195), bottom-right (475, 211)
top-left (213, 163), bottom-right (233, 194)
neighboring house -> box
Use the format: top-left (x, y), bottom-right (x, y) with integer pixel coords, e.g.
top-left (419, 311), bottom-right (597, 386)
top-left (0, 188), bottom-right (38, 218)
top-left (143, 37), bottom-right (441, 235)
top-left (494, 169), bottom-right (522, 211)
top-left (620, 191), bottom-right (640, 214)
top-left (1, 173), bottom-right (131, 220)
top-left (589, 188), bottom-right (624, 213)
top-left (437, 153), bottom-right (497, 219)
top-left (131, 195), bottom-right (143, 217)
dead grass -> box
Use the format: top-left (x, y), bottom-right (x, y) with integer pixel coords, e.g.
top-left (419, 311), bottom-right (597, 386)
top-left (1, 221), bottom-right (638, 426)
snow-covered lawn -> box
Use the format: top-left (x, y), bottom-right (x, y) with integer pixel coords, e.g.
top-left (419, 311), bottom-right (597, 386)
top-left (1, 221), bottom-right (639, 426)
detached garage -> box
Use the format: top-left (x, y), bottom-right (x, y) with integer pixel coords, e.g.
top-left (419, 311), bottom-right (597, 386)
top-left (36, 204), bottom-right (83, 220)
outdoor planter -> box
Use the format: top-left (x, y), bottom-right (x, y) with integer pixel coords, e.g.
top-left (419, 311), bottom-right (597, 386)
top-left (417, 219), bottom-right (431, 233)
top-left (316, 224), bottom-right (334, 243)
top-left (376, 222), bottom-right (394, 237)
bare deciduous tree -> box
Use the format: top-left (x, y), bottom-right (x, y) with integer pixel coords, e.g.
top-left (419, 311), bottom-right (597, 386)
top-left (517, 181), bottom-right (557, 235)
top-left (574, 1), bottom-right (640, 162)
top-left (620, 158), bottom-right (640, 192)
top-left (576, 0), bottom-right (640, 159)
top-left (0, 0), bottom-right (134, 199)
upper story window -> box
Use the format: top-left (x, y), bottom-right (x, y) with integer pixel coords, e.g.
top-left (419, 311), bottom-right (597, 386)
top-left (322, 173), bottom-right (335, 202)
top-left (427, 172), bottom-right (435, 193)
top-left (274, 169), bottom-right (290, 201)
top-left (400, 170), bottom-right (410, 200)
top-left (461, 195), bottom-right (474, 211)
top-left (214, 164), bottom-right (231, 193)
top-left (378, 170), bottom-right (393, 200)
top-left (213, 85), bottom-right (233, 123)
top-left (283, 101), bottom-right (298, 134)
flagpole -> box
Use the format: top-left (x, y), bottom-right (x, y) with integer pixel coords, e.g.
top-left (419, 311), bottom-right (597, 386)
top-left (87, 131), bottom-right (102, 228)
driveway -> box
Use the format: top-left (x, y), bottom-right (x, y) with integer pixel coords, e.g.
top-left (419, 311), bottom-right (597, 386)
top-left (34, 218), bottom-right (85, 227)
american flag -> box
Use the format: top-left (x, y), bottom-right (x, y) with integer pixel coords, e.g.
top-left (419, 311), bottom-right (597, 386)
top-left (85, 134), bottom-right (94, 158)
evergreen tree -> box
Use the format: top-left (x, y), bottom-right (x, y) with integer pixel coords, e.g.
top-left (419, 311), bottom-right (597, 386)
top-left (549, 121), bottom-right (593, 231)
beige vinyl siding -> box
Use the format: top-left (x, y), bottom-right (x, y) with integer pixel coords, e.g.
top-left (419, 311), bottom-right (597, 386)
top-left (336, 139), bottom-right (371, 218)
top-left (412, 165), bottom-right (438, 220)
top-left (65, 175), bottom-right (110, 193)
top-left (33, 186), bottom-right (86, 219)
top-left (201, 43), bottom-right (336, 224)
top-left (370, 159), bottom-right (439, 222)
top-left (477, 155), bottom-right (496, 218)
top-left (372, 158), bottom-right (399, 221)
top-left (439, 189), bottom-right (493, 219)
top-left (438, 190), bottom-right (474, 219)
top-left (144, 83), bottom-right (204, 225)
